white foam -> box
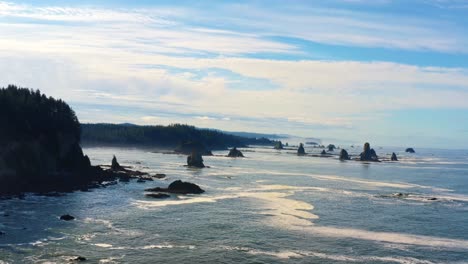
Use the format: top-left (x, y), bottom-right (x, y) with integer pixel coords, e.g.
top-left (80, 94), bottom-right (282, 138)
top-left (223, 246), bottom-right (438, 263)
top-left (94, 243), bottom-right (113, 248)
top-left (256, 170), bottom-right (452, 192)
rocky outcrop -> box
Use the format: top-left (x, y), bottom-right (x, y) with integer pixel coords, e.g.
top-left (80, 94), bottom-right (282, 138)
top-left (274, 141), bottom-right (284, 150)
top-left (60, 214), bottom-right (75, 221)
top-left (145, 180), bottom-right (205, 194)
top-left (391, 152), bottom-right (398, 161)
top-left (187, 151), bottom-right (205, 168)
top-left (327, 144), bottom-right (336, 152)
top-left (111, 155), bottom-right (123, 171)
top-left (405, 148), bottom-right (415, 153)
top-left (339, 149), bottom-right (350, 160)
top-left (227, 147), bottom-right (244, 157)
top-left (359, 142), bottom-right (379, 162)
top-left (297, 143), bottom-right (306, 155)
top-left (320, 150), bottom-right (327, 155)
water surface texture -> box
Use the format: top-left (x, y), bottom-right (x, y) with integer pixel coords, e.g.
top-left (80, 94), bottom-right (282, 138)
top-left (1, 146), bottom-right (468, 263)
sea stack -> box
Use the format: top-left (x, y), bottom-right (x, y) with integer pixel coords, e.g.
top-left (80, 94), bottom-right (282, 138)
top-left (187, 150), bottom-right (205, 168)
top-left (227, 147), bottom-right (244, 157)
top-left (297, 143), bottom-right (306, 155)
top-left (339, 149), bottom-right (350, 160)
top-left (274, 141), bottom-right (284, 150)
top-left (405, 148), bottom-right (415, 153)
top-left (391, 152), bottom-right (398, 161)
top-left (359, 142), bottom-right (379, 162)
top-left (111, 155), bottom-right (123, 171)
top-left (327, 144), bottom-right (336, 152)
top-left (320, 149), bottom-right (327, 155)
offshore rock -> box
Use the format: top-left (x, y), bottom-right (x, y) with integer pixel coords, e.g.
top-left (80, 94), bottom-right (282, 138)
top-left (227, 147), bottom-right (244, 157)
top-left (297, 143), bottom-right (306, 155)
top-left (359, 142), bottom-right (379, 162)
top-left (405, 148), bottom-right (415, 153)
top-left (391, 152), bottom-right (398, 161)
top-left (339, 149), bottom-right (350, 160)
top-left (187, 151), bottom-right (205, 168)
top-left (145, 180), bottom-right (205, 194)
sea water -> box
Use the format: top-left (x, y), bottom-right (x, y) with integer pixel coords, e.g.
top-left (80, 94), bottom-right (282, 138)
top-left (0, 145), bottom-right (467, 263)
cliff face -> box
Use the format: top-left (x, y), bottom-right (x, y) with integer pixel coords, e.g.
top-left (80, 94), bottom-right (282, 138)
top-left (0, 85), bottom-right (93, 194)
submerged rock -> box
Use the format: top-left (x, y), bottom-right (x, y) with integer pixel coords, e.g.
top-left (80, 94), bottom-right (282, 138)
top-left (146, 193), bottom-right (170, 199)
top-left (187, 151), bottom-right (205, 168)
top-left (339, 149), bottom-right (350, 160)
top-left (297, 143), bottom-right (306, 155)
top-left (227, 147), bottom-right (244, 157)
top-left (60, 214), bottom-right (75, 221)
top-left (154, 174), bottom-right (166, 179)
top-left (70, 256), bottom-right (87, 262)
top-left (405, 148), bottom-right (415, 153)
top-left (391, 152), bottom-right (398, 161)
top-left (145, 180), bottom-right (205, 194)
top-left (359, 142), bottom-right (379, 162)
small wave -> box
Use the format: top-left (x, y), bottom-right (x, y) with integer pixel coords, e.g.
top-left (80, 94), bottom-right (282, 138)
top-left (221, 246), bottom-right (437, 263)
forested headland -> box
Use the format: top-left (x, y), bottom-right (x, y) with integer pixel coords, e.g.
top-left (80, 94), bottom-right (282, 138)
top-left (81, 123), bottom-right (275, 150)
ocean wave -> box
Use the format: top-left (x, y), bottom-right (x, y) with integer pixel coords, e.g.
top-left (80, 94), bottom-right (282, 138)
top-left (221, 246), bottom-right (438, 263)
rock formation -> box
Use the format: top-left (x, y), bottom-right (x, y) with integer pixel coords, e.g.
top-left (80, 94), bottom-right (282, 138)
top-left (405, 148), bottom-right (415, 153)
top-left (145, 180), bottom-right (205, 194)
top-left (339, 149), bottom-right (350, 160)
top-left (359, 142), bottom-right (379, 162)
top-left (297, 143), bottom-right (306, 155)
top-left (60, 214), bottom-right (75, 221)
top-left (111, 155), bottom-right (123, 171)
top-left (327, 144), bottom-right (336, 152)
top-left (391, 152), bottom-right (398, 161)
top-left (274, 141), bottom-right (284, 150)
top-left (227, 147), bottom-right (244, 157)
top-left (187, 151), bottom-right (205, 168)
top-left (320, 150), bottom-right (327, 155)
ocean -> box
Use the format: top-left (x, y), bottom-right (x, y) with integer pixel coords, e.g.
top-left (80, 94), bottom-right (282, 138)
top-left (1, 145), bottom-right (468, 263)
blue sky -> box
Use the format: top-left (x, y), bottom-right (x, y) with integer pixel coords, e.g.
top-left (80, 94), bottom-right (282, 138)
top-left (1, 0), bottom-right (468, 148)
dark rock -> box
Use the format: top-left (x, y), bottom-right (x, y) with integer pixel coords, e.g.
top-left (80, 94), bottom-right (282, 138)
top-left (320, 150), bottom-right (327, 155)
top-left (359, 142), bottom-right (379, 162)
top-left (187, 151), bottom-right (205, 168)
top-left (70, 256), bottom-right (87, 262)
top-left (3, 214), bottom-right (9, 217)
top-left (391, 152), bottom-right (398, 161)
top-left (0, 231), bottom-right (5, 235)
top-left (427, 197), bottom-right (437, 201)
top-left (227, 147), bottom-right (244, 157)
top-left (154, 174), bottom-right (166, 179)
top-left (145, 180), bottom-right (205, 194)
top-left (327, 144), bottom-right (336, 152)
top-left (136, 179), bottom-right (146, 183)
top-left (111, 155), bottom-right (124, 171)
top-left (339, 149), bottom-right (350, 160)
top-left (297, 143), bottom-right (306, 155)
top-left (405, 148), bottom-right (415, 153)
top-left (146, 193), bottom-right (170, 199)
top-left (60, 214), bottom-right (75, 221)
top-left (274, 141), bottom-right (284, 150)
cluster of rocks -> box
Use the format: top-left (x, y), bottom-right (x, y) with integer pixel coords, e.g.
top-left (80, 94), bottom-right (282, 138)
top-left (359, 142), bottom-right (379, 162)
